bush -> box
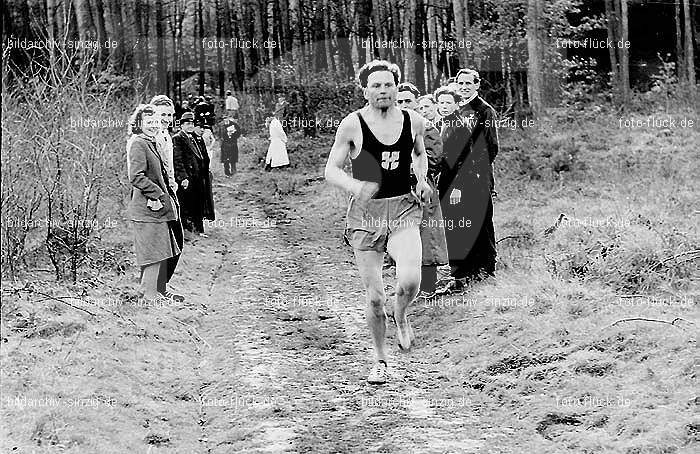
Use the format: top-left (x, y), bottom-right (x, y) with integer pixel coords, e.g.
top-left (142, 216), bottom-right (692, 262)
top-left (545, 218), bottom-right (696, 293)
top-left (2, 43), bottom-right (136, 281)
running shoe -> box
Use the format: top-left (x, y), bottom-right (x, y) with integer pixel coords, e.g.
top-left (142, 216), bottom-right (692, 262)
top-left (415, 291), bottom-right (435, 302)
top-left (367, 361), bottom-right (388, 384)
top-left (434, 278), bottom-right (467, 296)
top-left (160, 291), bottom-right (185, 303)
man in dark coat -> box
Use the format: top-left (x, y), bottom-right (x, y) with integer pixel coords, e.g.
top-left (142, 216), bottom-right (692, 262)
top-left (437, 69), bottom-right (499, 293)
top-left (219, 116), bottom-right (242, 176)
top-left (191, 119), bottom-right (216, 229)
top-left (173, 113), bottom-right (213, 238)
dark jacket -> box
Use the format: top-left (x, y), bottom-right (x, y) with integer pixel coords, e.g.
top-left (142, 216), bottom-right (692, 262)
top-left (459, 96), bottom-right (499, 193)
top-left (219, 118), bottom-right (242, 163)
top-left (438, 95), bottom-right (499, 197)
top-left (173, 130), bottom-right (213, 220)
top-left (190, 133), bottom-right (216, 221)
top-left (173, 130), bottom-right (202, 185)
top-left (423, 121), bottom-right (443, 186)
top-left (127, 134), bottom-right (177, 222)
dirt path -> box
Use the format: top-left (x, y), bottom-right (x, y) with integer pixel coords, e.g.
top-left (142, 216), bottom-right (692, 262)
top-left (168, 145), bottom-right (519, 454)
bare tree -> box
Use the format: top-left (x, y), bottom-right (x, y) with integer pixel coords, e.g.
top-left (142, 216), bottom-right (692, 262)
top-left (675, 0), bottom-right (685, 81)
top-left (619, 0), bottom-right (630, 104)
top-left (453, 0), bottom-right (468, 67)
top-left (682, 0), bottom-right (695, 87)
top-left (403, 0), bottom-right (416, 81)
top-left (527, 0), bottom-right (543, 118)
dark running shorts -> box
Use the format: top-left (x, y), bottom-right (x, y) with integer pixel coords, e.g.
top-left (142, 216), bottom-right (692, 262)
top-left (344, 192), bottom-right (422, 252)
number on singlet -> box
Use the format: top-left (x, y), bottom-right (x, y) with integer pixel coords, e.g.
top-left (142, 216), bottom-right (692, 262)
top-left (381, 151), bottom-right (400, 170)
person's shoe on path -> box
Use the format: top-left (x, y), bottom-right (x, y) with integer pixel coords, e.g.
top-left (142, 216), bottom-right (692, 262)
top-left (367, 360), bottom-right (388, 384)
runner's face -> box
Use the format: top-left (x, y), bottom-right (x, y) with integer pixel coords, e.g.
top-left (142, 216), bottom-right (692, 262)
top-left (396, 92), bottom-right (417, 110)
top-left (437, 94), bottom-right (458, 117)
top-left (153, 105), bottom-right (174, 129)
top-left (456, 73), bottom-right (479, 99)
top-left (418, 99), bottom-right (436, 120)
top-left (364, 71), bottom-right (397, 109)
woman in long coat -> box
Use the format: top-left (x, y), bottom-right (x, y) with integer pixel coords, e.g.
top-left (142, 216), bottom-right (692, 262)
top-left (127, 104), bottom-right (182, 301)
top-left (264, 112), bottom-right (289, 170)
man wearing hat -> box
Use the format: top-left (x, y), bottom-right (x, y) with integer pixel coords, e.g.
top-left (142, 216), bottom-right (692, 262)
top-left (173, 112), bottom-right (210, 239)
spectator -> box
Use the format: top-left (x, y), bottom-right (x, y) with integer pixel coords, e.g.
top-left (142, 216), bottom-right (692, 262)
top-left (264, 110), bottom-right (289, 171)
top-left (173, 113), bottom-right (214, 239)
top-left (126, 104), bottom-right (183, 302)
top-left (225, 90), bottom-right (239, 116)
top-left (220, 116), bottom-right (242, 176)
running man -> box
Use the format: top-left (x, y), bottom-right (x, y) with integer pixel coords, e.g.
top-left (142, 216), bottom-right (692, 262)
top-left (324, 60), bottom-right (432, 384)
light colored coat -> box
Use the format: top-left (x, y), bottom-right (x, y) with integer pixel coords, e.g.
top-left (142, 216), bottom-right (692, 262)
top-left (127, 134), bottom-right (178, 223)
top-left (265, 118), bottom-right (289, 168)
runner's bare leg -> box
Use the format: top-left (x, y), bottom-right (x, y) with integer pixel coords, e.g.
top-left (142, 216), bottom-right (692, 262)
top-left (354, 249), bottom-right (388, 363)
top-left (387, 226), bottom-right (422, 344)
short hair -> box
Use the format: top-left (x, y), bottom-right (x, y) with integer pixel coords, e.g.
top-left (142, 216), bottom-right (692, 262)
top-left (446, 77), bottom-right (456, 84)
top-left (456, 68), bottom-right (480, 83)
top-left (128, 104), bottom-right (156, 134)
top-left (150, 95), bottom-right (174, 107)
top-left (417, 94), bottom-right (435, 104)
top-left (397, 82), bottom-right (420, 98)
top-left (434, 87), bottom-right (462, 104)
top-left (357, 60), bottom-right (401, 88)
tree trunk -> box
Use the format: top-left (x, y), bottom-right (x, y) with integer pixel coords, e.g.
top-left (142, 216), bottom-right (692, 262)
top-left (251, 0), bottom-right (265, 83)
top-left (335, 0), bottom-right (353, 78)
top-left (133, 0), bottom-right (145, 73)
top-left (73, 0), bottom-right (89, 43)
top-left (216, 0), bottom-right (224, 97)
top-left (280, 0), bottom-right (291, 52)
top-left (414, 0), bottom-right (425, 90)
top-left (675, 0), bottom-right (685, 81)
top-left (357, 0), bottom-right (371, 66)
top-left (426, 1), bottom-right (440, 88)
top-left (371, 0), bottom-right (385, 59)
top-left (46, 0), bottom-right (57, 75)
top-left (453, 0), bottom-right (468, 67)
top-left (111, 0), bottom-right (125, 70)
top-left (198, 0), bottom-right (205, 94)
top-left (323, 0), bottom-right (335, 73)
top-left (527, 0), bottom-right (543, 118)
top-left (153, 0), bottom-right (165, 93)
top-left (619, 0), bottom-right (630, 104)
top-left (391, 0), bottom-right (401, 65)
top-left (403, 0), bottom-right (416, 81)
top-left (604, 0), bottom-right (620, 100)
top-left (683, 0), bottom-right (695, 86)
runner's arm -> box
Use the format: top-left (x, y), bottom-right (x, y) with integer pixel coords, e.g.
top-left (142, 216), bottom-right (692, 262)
top-left (324, 116), bottom-right (364, 196)
top-left (409, 111), bottom-right (429, 185)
